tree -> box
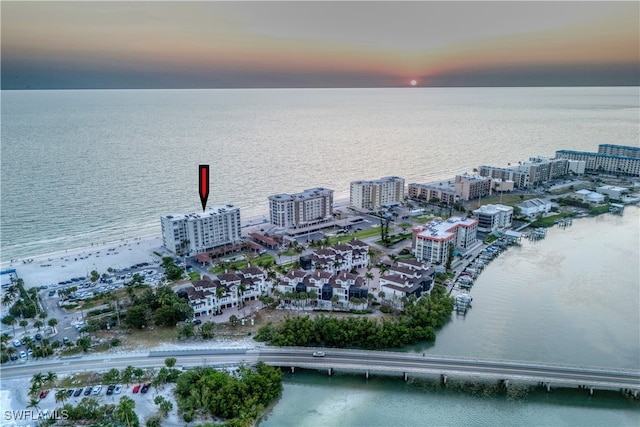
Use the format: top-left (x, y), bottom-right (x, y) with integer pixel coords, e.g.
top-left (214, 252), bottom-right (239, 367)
top-left (154, 395), bottom-right (173, 416)
top-left (122, 365), bottom-right (135, 387)
top-left (445, 242), bottom-right (455, 271)
top-left (77, 336), bottom-right (91, 352)
top-left (2, 315), bottom-right (16, 336)
top-left (33, 320), bottom-right (44, 331)
top-left (47, 318), bottom-right (58, 333)
top-left (164, 357), bottom-right (177, 368)
top-left (103, 368), bottom-right (120, 384)
top-left (19, 319), bottom-right (29, 335)
top-left (229, 315), bottom-right (239, 326)
top-left (55, 388), bottom-right (69, 404)
top-left (201, 322), bottom-right (215, 339)
top-left (115, 396), bottom-right (139, 427)
top-left (44, 371), bottom-right (57, 388)
top-left (124, 304), bottom-right (150, 329)
top-left (90, 270), bottom-right (100, 283)
top-left (330, 295), bottom-right (339, 309)
top-left (27, 398), bottom-right (40, 410)
top-left (178, 321), bottom-right (195, 339)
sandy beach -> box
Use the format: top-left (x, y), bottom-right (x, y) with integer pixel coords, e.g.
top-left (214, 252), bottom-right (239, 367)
top-left (1, 236), bottom-right (167, 288)
top-left (2, 197), bottom-right (353, 288)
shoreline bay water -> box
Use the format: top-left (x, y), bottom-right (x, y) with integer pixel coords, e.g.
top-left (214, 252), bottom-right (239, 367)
top-left (2, 87), bottom-right (638, 262)
top-left (2, 87), bottom-right (639, 425)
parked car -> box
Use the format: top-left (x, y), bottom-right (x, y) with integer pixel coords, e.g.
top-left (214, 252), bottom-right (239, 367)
top-left (35, 333), bottom-right (42, 340)
top-left (63, 337), bottom-right (70, 344)
top-left (132, 384), bottom-right (141, 393)
top-left (73, 388), bottom-right (83, 397)
top-left (39, 389), bottom-right (49, 399)
top-left (9, 353), bottom-right (18, 361)
top-left (19, 351), bottom-right (26, 359)
top-left (67, 389), bottom-right (74, 397)
top-left (140, 383), bottom-right (151, 394)
top-left (106, 385), bottom-right (115, 395)
top-left (192, 318), bottom-right (202, 325)
top-left (114, 385), bottom-right (122, 395)
top-left (83, 387), bottom-right (92, 396)
top-left (12, 339), bottom-right (21, 347)
top-left (91, 385), bottom-right (102, 395)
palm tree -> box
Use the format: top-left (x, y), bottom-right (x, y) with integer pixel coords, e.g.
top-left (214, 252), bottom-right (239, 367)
top-left (2, 315), bottom-right (17, 336)
top-left (27, 398), bottom-right (40, 410)
top-left (365, 272), bottom-right (374, 290)
top-left (55, 388), bottom-right (68, 404)
top-left (19, 320), bottom-right (29, 335)
top-left (47, 318), bottom-right (58, 334)
top-left (45, 371), bottom-right (57, 388)
top-left (33, 320), bottom-right (44, 331)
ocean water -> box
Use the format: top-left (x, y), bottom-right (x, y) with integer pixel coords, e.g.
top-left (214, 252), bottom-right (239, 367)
top-left (1, 87), bottom-right (639, 261)
top-left (2, 87), bottom-right (639, 425)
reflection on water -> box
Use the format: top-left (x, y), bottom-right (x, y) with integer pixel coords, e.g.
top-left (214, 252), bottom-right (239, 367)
top-left (260, 208), bottom-right (640, 426)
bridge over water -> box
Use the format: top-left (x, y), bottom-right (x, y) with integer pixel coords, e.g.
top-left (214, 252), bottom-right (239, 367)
top-left (257, 347), bottom-right (640, 396)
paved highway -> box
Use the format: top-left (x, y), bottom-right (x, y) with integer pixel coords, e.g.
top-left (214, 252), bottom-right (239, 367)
top-left (2, 347), bottom-right (638, 392)
top-left (257, 348), bottom-right (640, 390)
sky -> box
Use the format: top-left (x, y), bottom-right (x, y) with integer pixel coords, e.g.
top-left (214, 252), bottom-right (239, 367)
top-left (1, 1), bottom-right (639, 89)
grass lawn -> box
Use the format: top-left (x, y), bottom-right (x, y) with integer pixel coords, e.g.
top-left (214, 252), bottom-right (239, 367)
top-left (124, 326), bottom-right (179, 347)
top-left (530, 212), bottom-right (574, 228)
top-left (467, 193), bottom-right (537, 208)
top-left (210, 254), bottom-right (275, 274)
top-left (188, 271), bottom-right (201, 281)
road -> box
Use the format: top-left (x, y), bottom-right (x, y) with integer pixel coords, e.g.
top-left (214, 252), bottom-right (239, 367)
top-left (257, 348), bottom-right (640, 390)
top-left (2, 346), bottom-right (638, 392)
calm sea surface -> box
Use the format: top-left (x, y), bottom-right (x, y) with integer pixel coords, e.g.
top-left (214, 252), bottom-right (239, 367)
top-left (1, 87), bottom-right (639, 260)
top-left (2, 87), bottom-right (639, 424)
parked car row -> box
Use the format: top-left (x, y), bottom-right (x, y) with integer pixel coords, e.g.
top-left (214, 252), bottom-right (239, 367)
top-left (39, 383), bottom-right (150, 399)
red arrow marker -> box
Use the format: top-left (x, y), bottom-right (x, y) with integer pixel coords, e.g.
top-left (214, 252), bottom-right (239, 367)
top-left (199, 165), bottom-right (209, 212)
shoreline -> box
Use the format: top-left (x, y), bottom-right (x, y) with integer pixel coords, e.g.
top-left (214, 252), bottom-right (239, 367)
top-left (1, 197), bottom-right (353, 278)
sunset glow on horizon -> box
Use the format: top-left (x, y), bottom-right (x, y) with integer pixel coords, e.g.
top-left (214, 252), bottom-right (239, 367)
top-left (2, 1), bottom-right (638, 89)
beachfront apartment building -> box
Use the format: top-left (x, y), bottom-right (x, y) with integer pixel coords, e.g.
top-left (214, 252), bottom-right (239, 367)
top-left (378, 260), bottom-right (435, 305)
top-left (478, 166), bottom-right (530, 188)
top-left (350, 176), bottom-right (405, 210)
top-left (407, 181), bottom-right (458, 205)
top-left (598, 144), bottom-right (640, 159)
top-left (454, 174), bottom-right (492, 201)
top-left (523, 157), bottom-right (570, 185)
top-left (555, 146), bottom-right (640, 177)
top-left (479, 157), bottom-right (571, 188)
top-left (161, 205), bottom-right (241, 256)
top-left (181, 267), bottom-right (268, 317)
top-left (269, 187), bottom-right (334, 229)
top-left (412, 216), bottom-right (479, 264)
top-left (472, 204), bottom-right (514, 233)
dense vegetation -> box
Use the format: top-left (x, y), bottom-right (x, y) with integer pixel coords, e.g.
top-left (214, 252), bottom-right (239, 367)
top-left (124, 285), bottom-right (193, 329)
top-left (174, 362), bottom-right (283, 426)
top-left (255, 286), bottom-right (454, 349)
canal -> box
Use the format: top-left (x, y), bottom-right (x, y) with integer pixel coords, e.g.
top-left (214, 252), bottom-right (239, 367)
top-left (259, 206), bottom-right (640, 426)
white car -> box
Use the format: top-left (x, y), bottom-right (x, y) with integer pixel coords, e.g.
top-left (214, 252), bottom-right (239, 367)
top-left (312, 351), bottom-right (325, 357)
top-left (12, 339), bottom-right (21, 347)
top-left (91, 385), bottom-right (102, 395)
top-left (19, 350), bottom-right (27, 359)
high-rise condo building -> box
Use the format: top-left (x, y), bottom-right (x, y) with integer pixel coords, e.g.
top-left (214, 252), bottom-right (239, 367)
top-left (269, 187), bottom-right (334, 229)
top-left (350, 176), bottom-right (405, 210)
top-left (412, 217), bottom-right (479, 264)
top-left (161, 205), bottom-right (241, 256)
